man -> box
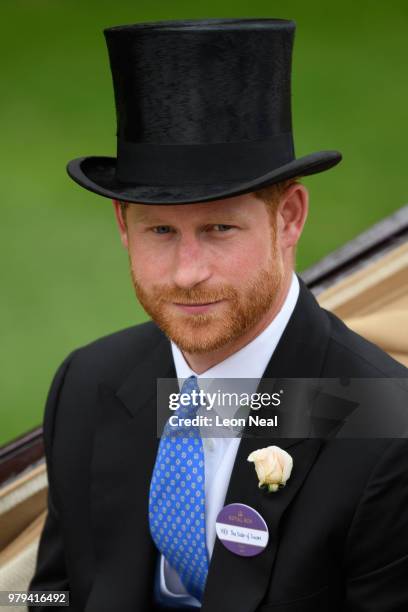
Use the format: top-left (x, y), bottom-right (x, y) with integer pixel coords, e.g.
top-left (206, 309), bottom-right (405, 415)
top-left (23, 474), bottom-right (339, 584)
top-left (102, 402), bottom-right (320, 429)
top-left (29, 18), bottom-right (408, 612)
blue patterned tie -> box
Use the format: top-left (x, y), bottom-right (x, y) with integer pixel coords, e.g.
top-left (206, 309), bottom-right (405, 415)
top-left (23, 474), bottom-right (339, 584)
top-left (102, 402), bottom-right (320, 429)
top-left (149, 375), bottom-right (209, 602)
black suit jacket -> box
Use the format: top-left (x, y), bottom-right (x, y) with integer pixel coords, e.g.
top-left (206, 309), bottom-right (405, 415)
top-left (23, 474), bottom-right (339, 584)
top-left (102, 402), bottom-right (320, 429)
top-left (29, 276), bottom-right (408, 612)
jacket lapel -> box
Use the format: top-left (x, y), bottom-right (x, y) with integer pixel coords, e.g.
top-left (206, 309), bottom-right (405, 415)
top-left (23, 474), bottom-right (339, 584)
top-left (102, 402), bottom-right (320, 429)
top-left (201, 276), bottom-right (332, 611)
top-left (85, 331), bottom-right (178, 612)
top-left (202, 438), bottom-right (322, 611)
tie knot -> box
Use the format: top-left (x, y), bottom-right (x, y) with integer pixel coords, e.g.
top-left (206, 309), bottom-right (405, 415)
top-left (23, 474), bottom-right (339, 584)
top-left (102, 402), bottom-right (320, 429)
top-left (177, 375), bottom-right (204, 418)
top-left (180, 374), bottom-right (199, 394)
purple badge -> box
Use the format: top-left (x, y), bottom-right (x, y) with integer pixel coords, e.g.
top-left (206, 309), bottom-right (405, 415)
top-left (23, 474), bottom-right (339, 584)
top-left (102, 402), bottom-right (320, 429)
top-left (215, 503), bottom-right (269, 557)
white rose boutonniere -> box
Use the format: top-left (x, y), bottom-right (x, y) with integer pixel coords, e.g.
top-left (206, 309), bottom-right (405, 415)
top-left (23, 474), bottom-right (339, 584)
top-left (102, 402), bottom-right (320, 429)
top-left (247, 445), bottom-right (293, 493)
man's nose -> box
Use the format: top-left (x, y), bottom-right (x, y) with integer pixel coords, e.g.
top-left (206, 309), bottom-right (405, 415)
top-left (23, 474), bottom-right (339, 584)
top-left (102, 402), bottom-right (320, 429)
top-left (172, 235), bottom-right (212, 289)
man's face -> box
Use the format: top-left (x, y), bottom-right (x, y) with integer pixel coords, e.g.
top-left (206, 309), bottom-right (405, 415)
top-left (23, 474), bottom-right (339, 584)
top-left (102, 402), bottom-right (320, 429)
top-left (116, 194), bottom-right (287, 354)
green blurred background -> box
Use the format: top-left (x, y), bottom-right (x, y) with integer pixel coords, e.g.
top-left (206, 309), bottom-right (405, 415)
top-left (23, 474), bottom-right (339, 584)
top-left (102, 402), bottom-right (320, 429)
top-left (1, 1), bottom-right (407, 445)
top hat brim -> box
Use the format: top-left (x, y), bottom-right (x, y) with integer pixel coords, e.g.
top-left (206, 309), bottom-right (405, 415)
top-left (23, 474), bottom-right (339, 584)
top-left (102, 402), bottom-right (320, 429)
top-left (66, 150), bottom-right (342, 205)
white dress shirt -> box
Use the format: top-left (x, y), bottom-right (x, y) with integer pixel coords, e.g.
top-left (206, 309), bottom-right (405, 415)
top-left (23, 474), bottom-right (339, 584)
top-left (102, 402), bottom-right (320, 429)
top-left (157, 272), bottom-right (300, 607)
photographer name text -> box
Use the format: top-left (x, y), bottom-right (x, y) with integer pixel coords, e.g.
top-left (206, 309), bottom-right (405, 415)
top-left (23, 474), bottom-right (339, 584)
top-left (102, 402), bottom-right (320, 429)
top-left (168, 414), bottom-right (278, 428)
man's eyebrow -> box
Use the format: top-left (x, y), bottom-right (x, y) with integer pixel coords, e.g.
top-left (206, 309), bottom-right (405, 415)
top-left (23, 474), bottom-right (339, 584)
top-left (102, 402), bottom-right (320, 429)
top-left (133, 213), bottom-right (165, 224)
top-left (130, 208), bottom-right (170, 224)
top-left (133, 210), bottom-right (247, 224)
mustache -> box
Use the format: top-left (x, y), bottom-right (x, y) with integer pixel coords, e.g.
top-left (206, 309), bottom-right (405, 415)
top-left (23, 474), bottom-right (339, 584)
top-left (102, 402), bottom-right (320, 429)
top-left (152, 285), bottom-right (238, 304)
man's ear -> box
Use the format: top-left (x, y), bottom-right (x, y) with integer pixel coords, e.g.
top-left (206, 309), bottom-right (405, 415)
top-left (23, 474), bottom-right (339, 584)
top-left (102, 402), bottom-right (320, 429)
top-left (276, 183), bottom-right (309, 251)
top-left (112, 199), bottom-right (129, 249)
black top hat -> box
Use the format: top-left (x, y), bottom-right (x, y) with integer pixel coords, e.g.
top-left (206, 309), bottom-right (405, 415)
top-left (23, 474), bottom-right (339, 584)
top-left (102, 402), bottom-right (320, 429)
top-left (67, 18), bottom-right (342, 204)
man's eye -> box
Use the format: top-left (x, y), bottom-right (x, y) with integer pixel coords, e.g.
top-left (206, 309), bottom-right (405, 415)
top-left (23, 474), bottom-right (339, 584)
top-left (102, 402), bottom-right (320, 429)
top-left (213, 224), bottom-right (233, 232)
top-left (152, 226), bottom-right (171, 234)
top-left (151, 224), bottom-right (233, 234)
